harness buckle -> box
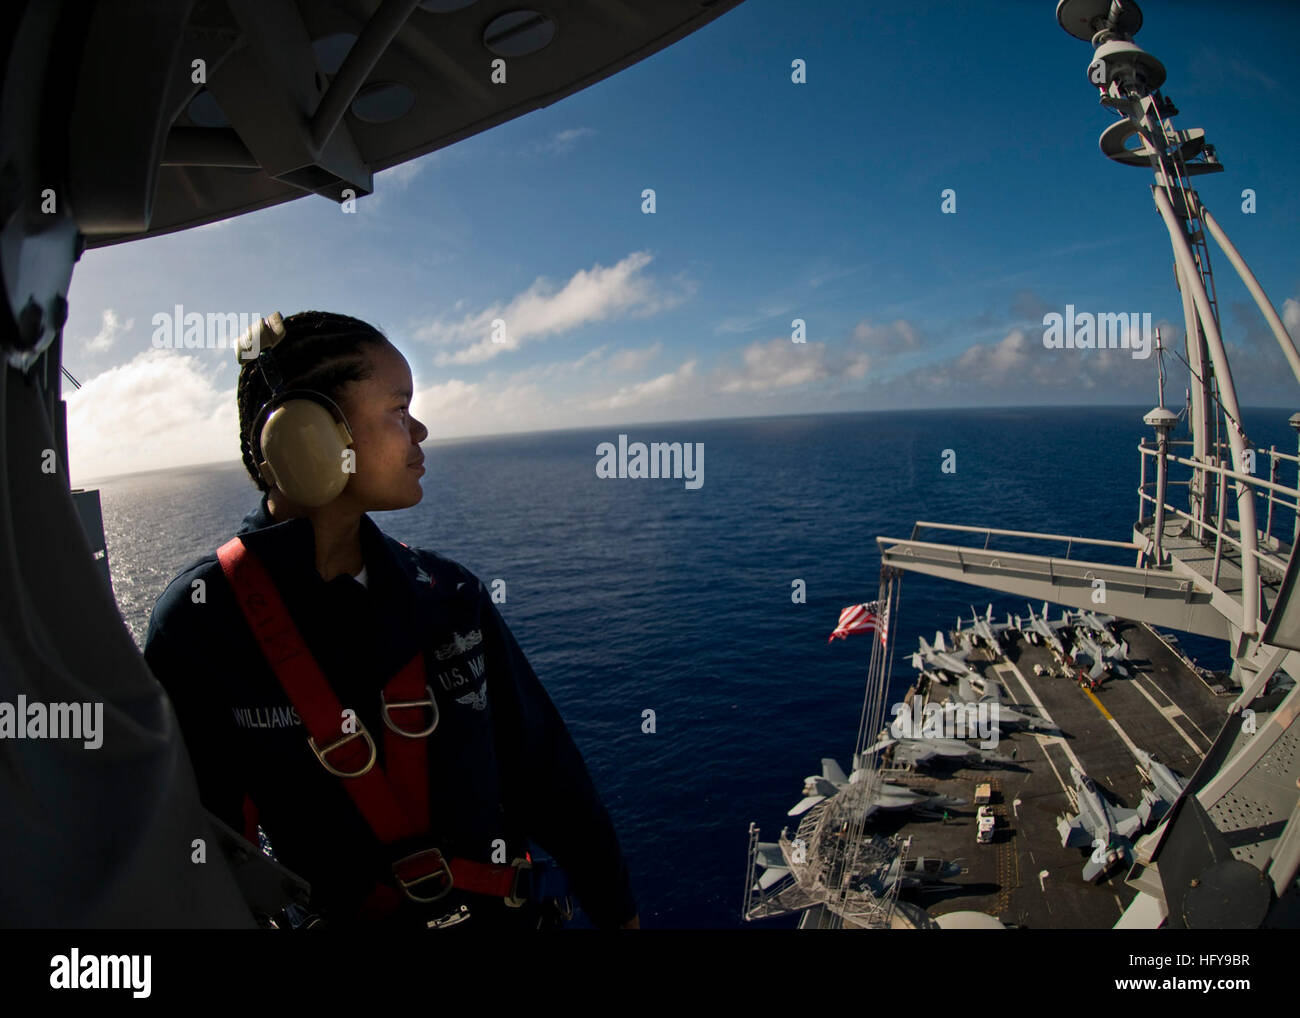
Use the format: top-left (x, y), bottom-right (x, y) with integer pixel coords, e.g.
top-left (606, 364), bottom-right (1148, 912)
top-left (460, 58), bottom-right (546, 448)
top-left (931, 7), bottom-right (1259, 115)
top-left (307, 725), bottom-right (377, 777)
top-left (381, 684), bottom-right (440, 738)
top-left (393, 848), bottom-right (455, 903)
top-left (504, 857), bottom-right (533, 908)
top-left (427, 904), bottom-right (471, 929)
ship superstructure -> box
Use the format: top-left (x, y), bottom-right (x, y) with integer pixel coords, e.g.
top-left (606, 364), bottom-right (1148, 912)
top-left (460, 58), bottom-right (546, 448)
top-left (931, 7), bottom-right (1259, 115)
top-left (745, 0), bottom-right (1300, 929)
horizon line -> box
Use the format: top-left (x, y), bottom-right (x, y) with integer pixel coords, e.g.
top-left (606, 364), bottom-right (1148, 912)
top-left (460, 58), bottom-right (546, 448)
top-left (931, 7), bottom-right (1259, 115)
top-left (70, 400), bottom-right (1300, 488)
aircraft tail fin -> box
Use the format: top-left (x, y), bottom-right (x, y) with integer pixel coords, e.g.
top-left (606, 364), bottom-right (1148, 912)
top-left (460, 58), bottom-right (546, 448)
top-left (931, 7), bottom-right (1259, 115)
top-left (822, 757), bottom-right (848, 785)
top-left (1058, 814), bottom-right (1089, 849)
top-left (1113, 805), bottom-right (1143, 840)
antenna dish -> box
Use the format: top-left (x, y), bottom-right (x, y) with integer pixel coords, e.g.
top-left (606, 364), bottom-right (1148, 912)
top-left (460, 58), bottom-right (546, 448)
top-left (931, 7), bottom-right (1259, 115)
top-left (1056, 0), bottom-right (1143, 42)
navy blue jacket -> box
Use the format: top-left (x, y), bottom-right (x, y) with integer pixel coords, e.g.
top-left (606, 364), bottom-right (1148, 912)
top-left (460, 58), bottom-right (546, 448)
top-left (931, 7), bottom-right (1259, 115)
top-left (143, 495), bottom-right (637, 929)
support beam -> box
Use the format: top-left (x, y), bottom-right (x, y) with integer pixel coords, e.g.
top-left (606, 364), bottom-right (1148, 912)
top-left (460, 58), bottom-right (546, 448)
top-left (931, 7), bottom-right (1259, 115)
top-left (1200, 201), bottom-right (1300, 389)
top-left (877, 536), bottom-right (1227, 638)
top-left (1153, 184), bottom-right (1259, 636)
top-left (311, 0), bottom-right (423, 151)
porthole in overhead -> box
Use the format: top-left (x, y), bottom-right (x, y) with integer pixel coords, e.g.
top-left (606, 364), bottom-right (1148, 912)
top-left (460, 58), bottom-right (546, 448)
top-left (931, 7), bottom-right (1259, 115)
top-left (312, 33), bottom-right (358, 75)
top-left (483, 10), bottom-right (556, 58)
top-left (350, 82), bottom-right (416, 123)
top-left (187, 89), bottom-right (230, 128)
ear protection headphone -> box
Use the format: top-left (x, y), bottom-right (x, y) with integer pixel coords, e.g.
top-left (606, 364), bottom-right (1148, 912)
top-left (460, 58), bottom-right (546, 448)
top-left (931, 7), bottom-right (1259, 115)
top-left (237, 312), bottom-right (355, 508)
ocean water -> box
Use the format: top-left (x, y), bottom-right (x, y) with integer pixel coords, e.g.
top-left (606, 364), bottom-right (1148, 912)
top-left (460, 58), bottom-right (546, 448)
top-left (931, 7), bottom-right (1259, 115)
top-left (86, 406), bottom-right (1294, 928)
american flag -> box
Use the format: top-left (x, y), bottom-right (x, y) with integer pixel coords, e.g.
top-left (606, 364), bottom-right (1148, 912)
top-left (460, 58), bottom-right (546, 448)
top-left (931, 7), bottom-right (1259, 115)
top-left (829, 601), bottom-right (889, 646)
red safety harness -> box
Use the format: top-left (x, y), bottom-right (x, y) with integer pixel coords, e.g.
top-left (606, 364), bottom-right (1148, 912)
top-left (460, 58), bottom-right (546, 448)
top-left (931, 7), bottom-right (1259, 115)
top-left (216, 536), bottom-right (532, 920)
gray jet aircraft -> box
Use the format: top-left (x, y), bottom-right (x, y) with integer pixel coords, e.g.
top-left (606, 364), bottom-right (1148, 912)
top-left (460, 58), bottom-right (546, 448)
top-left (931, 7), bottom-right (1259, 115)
top-left (857, 853), bottom-right (966, 895)
top-left (1135, 749), bottom-right (1189, 827)
top-left (866, 734), bottom-right (1015, 770)
top-left (939, 692), bottom-right (1056, 734)
top-left (1069, 626), bottom-right (1130, 680)
top-left (1071, 609), bottom-right (1127, 650)
top-left (911, 631), bottom-right (984, 684)
top-left (1019, 602), bottom-right (1071, 657)
top-left (966, 604), bottom-right (1017, 650)
top-left (1057, 766), bottom-right (1143, 881)
top-left (786, 757), bottom-right (966, 817)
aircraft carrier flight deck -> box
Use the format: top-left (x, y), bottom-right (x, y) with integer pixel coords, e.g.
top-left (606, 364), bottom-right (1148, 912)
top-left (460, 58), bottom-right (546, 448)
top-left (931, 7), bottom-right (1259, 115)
top-left (800, 620), bottom-right (1235, 929)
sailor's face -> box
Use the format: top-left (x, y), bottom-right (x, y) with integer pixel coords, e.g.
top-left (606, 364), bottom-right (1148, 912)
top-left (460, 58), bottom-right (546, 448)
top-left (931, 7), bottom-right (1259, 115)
top-left (338, 341), bottom-right (428, 511)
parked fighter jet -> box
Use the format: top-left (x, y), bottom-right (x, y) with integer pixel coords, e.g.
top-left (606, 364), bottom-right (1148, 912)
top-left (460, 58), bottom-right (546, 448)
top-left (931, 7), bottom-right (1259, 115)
top-left (911, 632), bottom-right (984, 684)
top-left (1135, 750), bottom-right (1189, 827)
top-left (967, 605), bottom-right (1017, 650)
top-left (786, 757), bottom-right (966, 817)
top-left (891, 855), bottom-right (964, 886)
top-left (1069, 610), bottom-right (1131, 669)
top-left (857, 853), bottom-right (966, 895)
top-left (938, 693), bottom-right (1056, 735)
top-left (1019, 602), bottom-right (1070, 657)
top-left (1071, 609), bottom-right (1126, 651)
top-left (1057, 766), bottom-right (1143, 881)
top-left (953, 671), bottom-right (1020, 706)
top-left (1069, 626), bottom-right (1130, 680)
top-left (866, 734), bottom-right (1016, 770)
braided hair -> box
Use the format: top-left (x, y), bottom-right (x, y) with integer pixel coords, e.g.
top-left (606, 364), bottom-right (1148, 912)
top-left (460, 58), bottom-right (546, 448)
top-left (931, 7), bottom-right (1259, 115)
top-left (237, 310), bottom-right (390, 493)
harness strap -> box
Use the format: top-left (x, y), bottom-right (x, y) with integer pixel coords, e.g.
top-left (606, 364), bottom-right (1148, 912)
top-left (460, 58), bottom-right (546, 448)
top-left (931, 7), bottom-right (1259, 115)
top-left (217, 537), bottom-right (422, 845)
top-left (215, 536), bottom-right (546, 919)
top-left (379, 654), bottom-right (432, 834)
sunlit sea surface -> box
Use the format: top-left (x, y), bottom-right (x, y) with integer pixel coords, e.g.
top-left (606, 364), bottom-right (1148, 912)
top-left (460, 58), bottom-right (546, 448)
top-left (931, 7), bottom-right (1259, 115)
top-left (87, 407), bottom-right (1288, 928)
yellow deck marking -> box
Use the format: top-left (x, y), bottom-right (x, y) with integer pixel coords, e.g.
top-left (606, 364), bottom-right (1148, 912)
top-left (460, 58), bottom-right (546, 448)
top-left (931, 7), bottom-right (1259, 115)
top-left (1083, 685), bottom-right (1147, 763)
top-left (1083, 687), bottom-right (1112, 719)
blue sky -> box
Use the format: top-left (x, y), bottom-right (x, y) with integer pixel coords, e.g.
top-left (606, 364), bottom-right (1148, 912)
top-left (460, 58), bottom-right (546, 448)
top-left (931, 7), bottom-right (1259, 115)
top-left (65, 0), bottom-right (1300, 482)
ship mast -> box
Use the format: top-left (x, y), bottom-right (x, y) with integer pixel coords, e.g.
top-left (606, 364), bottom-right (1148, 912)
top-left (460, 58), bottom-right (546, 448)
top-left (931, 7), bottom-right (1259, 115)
top-left (1058, 0), bottom-right (1300, 640)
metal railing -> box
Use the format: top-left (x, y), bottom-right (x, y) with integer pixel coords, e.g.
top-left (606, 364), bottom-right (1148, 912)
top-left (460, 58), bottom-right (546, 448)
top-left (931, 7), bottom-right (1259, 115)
top-left (906, 520), bottom-right (1143, 559)
top-left (1136, 438), bottom-right (1300, 638)
top-left (1137, 442), bottom-right (1297, 568)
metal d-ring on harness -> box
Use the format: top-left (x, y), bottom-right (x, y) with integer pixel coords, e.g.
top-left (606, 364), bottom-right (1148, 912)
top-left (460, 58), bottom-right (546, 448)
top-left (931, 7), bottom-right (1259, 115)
top-left (216, 535), bottom-right (565, 927)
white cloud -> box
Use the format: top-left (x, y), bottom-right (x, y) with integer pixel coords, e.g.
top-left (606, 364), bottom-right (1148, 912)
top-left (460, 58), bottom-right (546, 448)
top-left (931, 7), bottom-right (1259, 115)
top-left (851, 318), bottom-right (924, 354)
top-left (487, 346), bottom-right (611, 389)
top-left (807, 262), bottom-right (872, 288)
top-left (894, 322), bottom-right (1173, 399)
top-left (570, 345), bottom-right (609, 371)
top-left (718, 338), bottom-right (829, 394)
top-left (953, 327), bottom-right (1033, 378)
top-left (1284, 297), bottom-right (1300, 335)
top-left (713, 336), bottom-right (872, 394)
top-left (411, 377), bottom-right (555, 437)
top-left (66, 349), bottom-right (239, 480)
top-left (533, 127), bottom-right (596, 155)
top-left (367, 154), bottom-right (438, 208)
top-left (605, 342), bottom-right (662, 373)
top-left (376, 158), bottom-right (430, 190)
top-left (83, 308), bottom-right (134, 354)
top-left (586, 360), bottom-right (699, 411)
top-left (714, 304), bottom-right (795, 335)
top-left (415, 251), bottom-right (690, 365)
